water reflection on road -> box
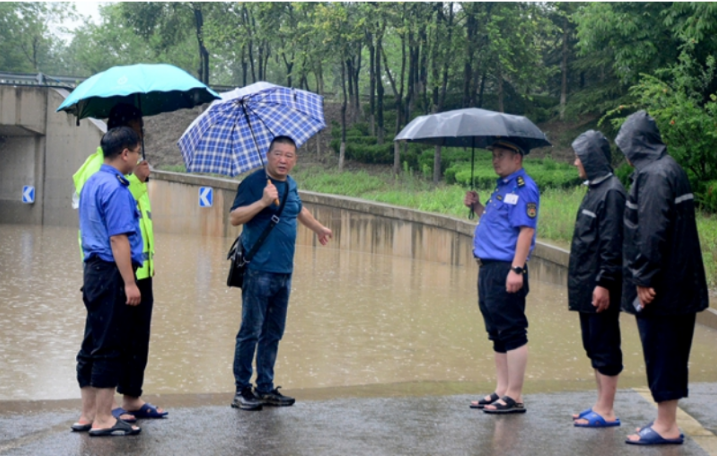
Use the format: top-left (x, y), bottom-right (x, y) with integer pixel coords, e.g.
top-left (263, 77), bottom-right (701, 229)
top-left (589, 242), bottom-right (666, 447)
top-left (0, 224), bottom-right (715, 401)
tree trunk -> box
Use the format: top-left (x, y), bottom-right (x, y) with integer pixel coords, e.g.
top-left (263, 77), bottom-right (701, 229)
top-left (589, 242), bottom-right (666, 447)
top-left (193, 6), bottom-right (209, 84)
top-left (393, 141), bottom-right (401, 175)
top-left (439, 3), bottom-right (454, 112)
top-left (559, 16), bottom-right (569, 121)
top-left (478, 71), bottom-right (486, 107)
top-left (263, 44), bottom-right (271, 81)
top-left (368, 35), bottom-right (376, 136)
top-left (497, 66), bottom-right (504, 112)
top-left (433, 145), bottom-right (442, 184)
top-left (346, 57), bottom-right (355, 123)
top-left (376, 34), bottom-right (385, 145)
top-left (339, 60), bottom-right (348, 172)
top-left (241, 46), bottom-right (248, 86)
top-left (245, 6), bottom-right (257, 83)
top-left (355, 50), bottom-right (362, 121)
top-left (283, 53), bottom-right (294, 87)
top-left (248, 41), bottom-right (256, 83)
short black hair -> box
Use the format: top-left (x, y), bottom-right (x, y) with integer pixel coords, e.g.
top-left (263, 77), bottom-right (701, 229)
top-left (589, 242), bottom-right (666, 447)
top-left (107, 103), bottom-right (142, 129)
top-left (101, 127), bottom-right (140, 159)
top-left (268, 136), bottom-right (297, 153)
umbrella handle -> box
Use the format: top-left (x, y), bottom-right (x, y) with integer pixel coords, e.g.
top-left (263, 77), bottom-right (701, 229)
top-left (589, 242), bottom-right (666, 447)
top-left (269, 179), bottom-right (279, 206)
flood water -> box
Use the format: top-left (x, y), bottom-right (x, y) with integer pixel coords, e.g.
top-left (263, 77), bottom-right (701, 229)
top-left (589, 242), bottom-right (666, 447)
top-left (1, 223), bottom-right (716, 402)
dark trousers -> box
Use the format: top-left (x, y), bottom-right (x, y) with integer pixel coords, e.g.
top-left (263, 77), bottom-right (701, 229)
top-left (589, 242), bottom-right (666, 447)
top-left (637, 312), bottom-right (696, 403)
top-left (579, 308), bottom-right (623, 377)
top-left (117, 277), bottom-right (153, 398)
top-left (76, 258), bottom-right (130, 389)
top-left (478, 261), bottom-right (529, 353)
top-left (233, 269), bottom-right (291, 394)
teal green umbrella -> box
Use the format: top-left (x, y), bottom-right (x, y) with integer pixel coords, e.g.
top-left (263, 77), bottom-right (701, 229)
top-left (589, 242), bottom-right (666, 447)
top-left (56, 63), bottom-right (219, 121)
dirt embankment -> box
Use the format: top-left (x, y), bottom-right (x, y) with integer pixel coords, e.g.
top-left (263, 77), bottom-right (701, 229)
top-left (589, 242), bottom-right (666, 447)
top-left (142, 100), bottom-right (594, 171)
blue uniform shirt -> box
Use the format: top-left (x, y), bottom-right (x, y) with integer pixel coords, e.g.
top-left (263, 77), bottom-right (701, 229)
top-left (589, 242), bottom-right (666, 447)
top-left (231, 169), bottom-right (303, 274)
top-left (79, 164), bottom-right (144, 266)
top-left (474, 168), bottom-right (540, 262)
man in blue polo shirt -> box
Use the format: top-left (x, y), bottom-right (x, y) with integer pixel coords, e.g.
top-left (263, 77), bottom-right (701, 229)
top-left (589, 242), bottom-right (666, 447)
top-left (464, 139), bottom-right (540, 414)
top-left (73, 127), bottom-right (143, 437)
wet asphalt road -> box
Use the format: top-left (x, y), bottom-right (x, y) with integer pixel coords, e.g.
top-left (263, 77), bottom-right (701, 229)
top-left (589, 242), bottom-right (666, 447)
top-left (1, 384), bottom-right (716, 456)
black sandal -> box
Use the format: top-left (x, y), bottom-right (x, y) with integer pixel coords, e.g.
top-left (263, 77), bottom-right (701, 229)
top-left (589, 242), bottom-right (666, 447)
top-left (470, 392), bottom-right (500, 409)
top-left (89, 419), bottom-right (141, 437)
top-left (483, 395), bottom-right (526, 414)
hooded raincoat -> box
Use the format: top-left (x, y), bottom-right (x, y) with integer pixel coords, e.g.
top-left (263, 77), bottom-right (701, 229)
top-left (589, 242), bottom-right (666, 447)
top-left (568, 130), bottom-right (626, 312)
top-left (616, 111), bottom-right (708, 316)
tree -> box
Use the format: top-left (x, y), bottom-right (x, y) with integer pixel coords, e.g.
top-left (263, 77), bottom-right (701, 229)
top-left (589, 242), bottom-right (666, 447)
top-left (314, 2), bottom-right (362, 171)
top-left (0, 3), bottom-right (74, 73)
top-left (118, 2), bottom-right (212, 83)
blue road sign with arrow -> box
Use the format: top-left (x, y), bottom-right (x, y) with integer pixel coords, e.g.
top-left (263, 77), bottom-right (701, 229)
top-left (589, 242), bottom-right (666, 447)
top-left (22, 186), bottom-right (35, 204)
top-left (199, 187), bottom-right (213, 207)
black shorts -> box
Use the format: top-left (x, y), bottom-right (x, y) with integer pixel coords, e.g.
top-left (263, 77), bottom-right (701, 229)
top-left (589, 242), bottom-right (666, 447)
top-left (579, 308), bottom-right (623, 376)
top-left (477, 261), bottom-right (529, 353)
top-left (637, 312), bottom-right (696, 403)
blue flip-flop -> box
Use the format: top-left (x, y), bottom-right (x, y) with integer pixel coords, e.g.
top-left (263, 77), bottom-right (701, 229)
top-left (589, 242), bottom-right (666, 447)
top-left (111, 408), bottom-right (137, 423)
top-left (130, 403), bottom-right (168, 419)
top-left (572, 408), bottom-right (592, 420)
top-left (626, 425), bottom-right (684, 445)
top-left (574, 410), bottom-right (620, 428)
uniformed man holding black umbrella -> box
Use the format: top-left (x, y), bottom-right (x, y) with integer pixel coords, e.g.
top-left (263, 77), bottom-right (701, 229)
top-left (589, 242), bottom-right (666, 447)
top-left (465, 139), bottom-right (540, 414)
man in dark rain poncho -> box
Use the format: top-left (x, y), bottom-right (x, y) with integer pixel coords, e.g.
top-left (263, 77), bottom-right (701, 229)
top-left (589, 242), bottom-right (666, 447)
top-left (617, 111), bottom-right (709, 446)
top-left (567, 130), bottom-right (626, 428)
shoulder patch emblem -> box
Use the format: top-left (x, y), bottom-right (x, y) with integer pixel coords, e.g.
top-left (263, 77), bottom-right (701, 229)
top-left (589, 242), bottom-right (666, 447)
top-left (526, 202), bottom-right (537, 218)
top-left (517, 176), bottom-right (525, 187)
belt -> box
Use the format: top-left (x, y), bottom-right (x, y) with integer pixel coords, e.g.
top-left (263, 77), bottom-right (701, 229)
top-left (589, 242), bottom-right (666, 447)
top-left (475, 258), bottom-right (504, 267)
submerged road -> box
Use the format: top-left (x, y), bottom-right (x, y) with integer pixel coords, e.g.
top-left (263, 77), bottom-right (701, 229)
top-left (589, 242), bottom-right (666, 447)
top-left (1, 383), bottom-right (716, 455)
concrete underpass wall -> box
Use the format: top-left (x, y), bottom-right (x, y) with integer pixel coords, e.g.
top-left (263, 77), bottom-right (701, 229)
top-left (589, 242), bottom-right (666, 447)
top-left (0, 135), bottom-right (44, 224)
top-left (0, 86), bottom-right (104, 226)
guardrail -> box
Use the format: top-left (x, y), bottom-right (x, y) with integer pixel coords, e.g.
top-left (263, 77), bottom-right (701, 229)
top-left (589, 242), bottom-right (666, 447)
top-left (0, 71), bottom-right (236, 94)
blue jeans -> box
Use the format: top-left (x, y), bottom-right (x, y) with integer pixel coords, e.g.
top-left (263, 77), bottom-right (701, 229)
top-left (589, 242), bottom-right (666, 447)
top-left (233, 268), bottom-right (291, 394)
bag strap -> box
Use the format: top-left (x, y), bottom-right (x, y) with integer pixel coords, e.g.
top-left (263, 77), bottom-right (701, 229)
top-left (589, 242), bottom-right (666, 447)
top-left (243, 181), bottom-right (290, 263)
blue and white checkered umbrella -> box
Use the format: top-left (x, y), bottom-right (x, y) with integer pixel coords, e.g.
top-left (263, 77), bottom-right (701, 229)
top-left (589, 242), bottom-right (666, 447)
top-left (177, 82), bottom-right (326, 177)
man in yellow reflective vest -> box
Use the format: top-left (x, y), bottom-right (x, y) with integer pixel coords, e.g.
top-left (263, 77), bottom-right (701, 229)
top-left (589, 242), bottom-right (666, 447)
top-left (73, 104), bottom-right (167, 421)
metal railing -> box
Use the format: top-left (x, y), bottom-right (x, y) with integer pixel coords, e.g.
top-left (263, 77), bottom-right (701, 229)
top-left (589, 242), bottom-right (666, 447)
top-left (0, 71), bottom-right (237, 94)
top-left (0, 71), bottom-right (82, 89)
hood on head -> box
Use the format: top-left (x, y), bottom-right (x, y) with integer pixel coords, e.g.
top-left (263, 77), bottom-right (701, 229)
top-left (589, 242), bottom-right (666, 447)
top-left (615, 110), bottom-right (666, 169)
top-left (571, 130), bottom-right (612, 181)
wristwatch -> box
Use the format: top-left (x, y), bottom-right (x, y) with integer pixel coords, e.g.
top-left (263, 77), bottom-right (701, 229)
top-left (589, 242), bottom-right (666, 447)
top-left (511, 266), bottom-right (525, 275)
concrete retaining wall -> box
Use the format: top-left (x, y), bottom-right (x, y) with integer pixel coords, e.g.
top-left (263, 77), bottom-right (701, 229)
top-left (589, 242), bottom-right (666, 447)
top-left (0, 86), bottom-right (104, 226)
top-left (148, 170), bottom-right (563, 278)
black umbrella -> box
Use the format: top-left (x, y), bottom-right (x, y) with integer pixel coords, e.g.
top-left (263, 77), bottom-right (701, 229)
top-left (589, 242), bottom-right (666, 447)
top-left (394, 107), bottom-right (551, 217)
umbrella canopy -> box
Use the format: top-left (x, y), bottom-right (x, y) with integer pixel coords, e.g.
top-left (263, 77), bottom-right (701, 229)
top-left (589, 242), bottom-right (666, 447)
top-left (177, 82), bottom-right (326, 177)
top-left (56, 63), bottom-right (220, 120)
top-left (394, 107), bottom-right (551, 153)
